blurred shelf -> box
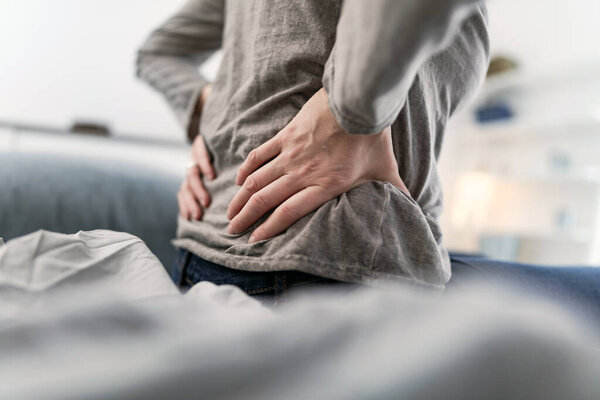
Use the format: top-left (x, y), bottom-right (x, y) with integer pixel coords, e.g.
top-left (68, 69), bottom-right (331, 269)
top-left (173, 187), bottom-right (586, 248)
top-left (489, 170), bottom-right (600, 185)
top-left (0, 119), bottom-right (186, 148)
top-left (478, 64), bottom-right (600, 102)
top-left (449, 228), bottom-right (593, 244)
top-left (0, 128), bottom-right (190, 177)
top-left (456, 64), bottom-right (600, 143)
top-left (457, 115), bottom-right (600, 144)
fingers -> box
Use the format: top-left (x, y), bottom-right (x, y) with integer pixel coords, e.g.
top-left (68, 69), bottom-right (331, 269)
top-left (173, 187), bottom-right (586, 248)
top-left (193, 137), bottom-right (216, 180)
top-left (228, 174), bottom-right (299, 234)
top-left (177, 189), bottom-right (188, 219)
top-left (249, 185), bottom-right (329, 243)
top-left (227, 158), bottom-right (285, 220)
top-left (178, 181), bottom-right (203, 221)
top-left (236, 135), bottom-right (282, 186)
top-left (179, 135), bottom-right (214, 221)
top-left (187, 167), bottom-right (211, 207)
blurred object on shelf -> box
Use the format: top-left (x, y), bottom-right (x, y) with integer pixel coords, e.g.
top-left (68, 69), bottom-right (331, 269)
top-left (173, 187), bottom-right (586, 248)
top-left (475, 56), bottom-right (520, 124)
top-left (69, 119), bottom-right (112, 136)
top-left (555, 207), bottom-right (578, 232)
top-left (548, 150), bottom-right (572, 174)
top-left (486, 55), bottom-right (519, 77)
top-left (475, 101), bottom-right (515, 124)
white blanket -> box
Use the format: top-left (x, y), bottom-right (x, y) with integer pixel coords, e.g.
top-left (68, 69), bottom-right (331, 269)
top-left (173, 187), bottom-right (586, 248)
top-left (1, 230), bottom-right (599, 400)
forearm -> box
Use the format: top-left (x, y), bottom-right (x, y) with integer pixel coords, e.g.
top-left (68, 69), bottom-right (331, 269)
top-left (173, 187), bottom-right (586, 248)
top-left (135, 0), bottom-right (223, 138)
top-left (137, 53), bottom-right (211, 138)
top-left (323, 0), bottom-right (486, 134)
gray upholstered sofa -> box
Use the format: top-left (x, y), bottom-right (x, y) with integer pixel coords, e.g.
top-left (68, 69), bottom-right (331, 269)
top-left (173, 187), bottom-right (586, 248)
top-left (0, 151), bottom-right (181, 272)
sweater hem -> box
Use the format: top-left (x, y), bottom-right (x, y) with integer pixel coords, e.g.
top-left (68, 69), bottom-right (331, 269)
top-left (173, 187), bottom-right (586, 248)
top-left (172, 237), bottom-right (446, 291)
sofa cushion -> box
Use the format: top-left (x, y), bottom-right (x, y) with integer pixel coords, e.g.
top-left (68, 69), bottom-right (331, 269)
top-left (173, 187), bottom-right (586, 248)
top-left (0, 152), bottom-right (181, 271)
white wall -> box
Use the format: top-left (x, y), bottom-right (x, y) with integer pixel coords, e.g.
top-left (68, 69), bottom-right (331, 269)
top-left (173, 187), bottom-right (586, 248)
top-left (0, 0), bottom-right (188, 140)
top-left (1, 0), bottom-right (599, 141)
top-left (486, 0), bottom-right (600, 73)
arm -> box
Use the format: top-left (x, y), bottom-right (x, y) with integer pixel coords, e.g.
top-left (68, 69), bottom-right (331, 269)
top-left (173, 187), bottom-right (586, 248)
top-left (136, 0), bottom-right (224, 142)
top-left (323, 0), bottom-right (485, 134)
top-left (136, 0), bottom-right (224, 221)
top-left (227, 1), bottom-right (488, 242)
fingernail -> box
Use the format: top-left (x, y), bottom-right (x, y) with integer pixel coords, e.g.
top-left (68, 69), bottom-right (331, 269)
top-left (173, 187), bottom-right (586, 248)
top-left (248, 235), bottom-right (257, 244)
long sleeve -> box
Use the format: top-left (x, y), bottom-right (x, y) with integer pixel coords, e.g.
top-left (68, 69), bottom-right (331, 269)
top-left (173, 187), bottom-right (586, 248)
top-left (136, 0), bottom-right (224, 140)
top-left (323, 0), bottom-right (486, 134)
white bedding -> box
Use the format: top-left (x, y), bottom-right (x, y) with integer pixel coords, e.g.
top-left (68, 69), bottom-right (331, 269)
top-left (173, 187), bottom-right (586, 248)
top-left (1, 230), bottom-right (599, 399)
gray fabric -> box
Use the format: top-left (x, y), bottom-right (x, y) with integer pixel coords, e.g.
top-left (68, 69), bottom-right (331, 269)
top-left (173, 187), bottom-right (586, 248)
top-left (0, 152), bottom-right (180, 268)
top-left (1, 229), bottom-right (600, 400)
top-left (0, 230), bottom-right (179, 320)
top-left (324, 0), bottom-right (488, 134)
top-left (136, 1), bottom-right (489, 287)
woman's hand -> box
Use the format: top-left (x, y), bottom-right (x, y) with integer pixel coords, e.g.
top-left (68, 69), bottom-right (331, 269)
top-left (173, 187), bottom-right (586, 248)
top-left (178, 85), bottom-right (215, 220)
top-left (226, 88), bottom-right (409, 242)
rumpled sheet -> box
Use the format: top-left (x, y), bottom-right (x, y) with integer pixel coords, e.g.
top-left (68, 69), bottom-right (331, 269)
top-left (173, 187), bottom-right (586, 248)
top-left (1, 230), bottom-right (599, 400)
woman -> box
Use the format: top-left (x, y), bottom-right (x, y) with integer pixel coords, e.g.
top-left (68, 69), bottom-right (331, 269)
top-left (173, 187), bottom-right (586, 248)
top-left (137, 0), bottom-right (489, 301)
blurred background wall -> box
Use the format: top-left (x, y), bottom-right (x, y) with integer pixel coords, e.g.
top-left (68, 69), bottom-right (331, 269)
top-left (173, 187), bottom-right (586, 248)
top-left (440, 0), bottom-right (600, 265)
top-left (1, 0), bottom-right (599, 265)
top-left (0, 0), bottom-right (189, 140)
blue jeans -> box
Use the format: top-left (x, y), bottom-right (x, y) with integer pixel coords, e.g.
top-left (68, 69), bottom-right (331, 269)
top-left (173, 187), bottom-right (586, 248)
top-left (447, 253), bottom-right (600, 328)
top-left (174, 249), bottom-right (600, 319)
top-left (174, 249), bottom-right (349, 303)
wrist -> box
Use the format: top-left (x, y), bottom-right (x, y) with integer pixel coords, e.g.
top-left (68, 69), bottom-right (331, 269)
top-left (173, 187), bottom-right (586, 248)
top-left (187, 84), bottom-right (212, 143)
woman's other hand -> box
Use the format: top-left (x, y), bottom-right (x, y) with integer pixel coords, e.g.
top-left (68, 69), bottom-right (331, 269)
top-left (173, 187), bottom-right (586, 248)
top-left (178, 85), bottom-right (215, 220)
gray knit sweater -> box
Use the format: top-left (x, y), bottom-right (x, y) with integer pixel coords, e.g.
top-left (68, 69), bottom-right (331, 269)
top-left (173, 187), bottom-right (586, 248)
top-left (137, 0), bottom-right (489, 288)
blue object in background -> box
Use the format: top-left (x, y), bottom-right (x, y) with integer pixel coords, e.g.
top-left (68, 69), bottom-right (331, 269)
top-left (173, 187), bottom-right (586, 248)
top-left (475, 101), bottom-right (514, 123)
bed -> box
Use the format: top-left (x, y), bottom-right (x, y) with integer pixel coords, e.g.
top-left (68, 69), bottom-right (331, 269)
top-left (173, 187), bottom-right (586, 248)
top-left (1, 229), bottom-right (599, 399)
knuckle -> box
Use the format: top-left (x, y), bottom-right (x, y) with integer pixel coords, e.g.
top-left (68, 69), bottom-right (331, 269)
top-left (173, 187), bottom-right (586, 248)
top-left (244, 174), bottom-right (260, 193)
top-left (285, 146), bottom-right (302, 161)
top-left (250, 192), bottom-right (269, 210)
top-left (325, 173), bottom-right (348, 188)
top-left (271, 134), bottom-right (282, 147)
top-left (279, 204), bottom-right (300, 222)
top-left (189, 173), bottom-right (200, 187)
top-left (200, 162), bottom-right (212, 175)
top-left (247, 149), bottom-right (259, 165)
top-left (199, 155), bottom-right (211, 168)
top-left (187, 167), bottom-right (198, 178)
top-left (283, 124), bottom-right (296, 137)
top-left (297, 160), bottom-right (319, 177)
